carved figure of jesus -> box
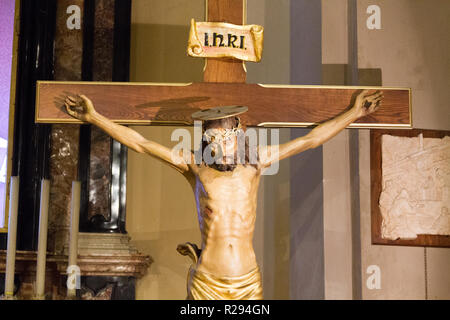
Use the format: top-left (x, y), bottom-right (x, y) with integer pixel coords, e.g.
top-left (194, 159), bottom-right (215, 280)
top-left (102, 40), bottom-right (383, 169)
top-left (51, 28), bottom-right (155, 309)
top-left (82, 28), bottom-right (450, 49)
top-left (64, 89), bottom-right (383, 300)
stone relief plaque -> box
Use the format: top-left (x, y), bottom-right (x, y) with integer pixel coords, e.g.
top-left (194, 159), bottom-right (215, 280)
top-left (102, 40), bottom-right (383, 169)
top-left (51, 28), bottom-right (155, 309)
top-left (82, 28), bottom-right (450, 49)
top-left (371, 130), bottom-right (450, 247)
top-left (380, 134), bottom-right (449, 240)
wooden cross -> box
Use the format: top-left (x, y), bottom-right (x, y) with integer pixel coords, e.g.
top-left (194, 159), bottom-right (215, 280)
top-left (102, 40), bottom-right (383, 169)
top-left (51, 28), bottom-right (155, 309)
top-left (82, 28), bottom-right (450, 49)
top-left (35, 0), bottom-right (411, 129)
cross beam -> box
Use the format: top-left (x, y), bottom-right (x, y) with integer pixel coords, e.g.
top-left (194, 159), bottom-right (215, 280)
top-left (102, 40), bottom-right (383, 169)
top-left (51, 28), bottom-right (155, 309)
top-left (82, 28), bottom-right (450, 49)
top-left (36, 81), bottom-right (411, 129)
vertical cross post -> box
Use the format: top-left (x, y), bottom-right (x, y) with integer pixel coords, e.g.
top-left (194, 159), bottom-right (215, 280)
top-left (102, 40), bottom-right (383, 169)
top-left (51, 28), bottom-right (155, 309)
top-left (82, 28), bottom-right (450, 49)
top-left (203, 0), bottom-right (246, 83)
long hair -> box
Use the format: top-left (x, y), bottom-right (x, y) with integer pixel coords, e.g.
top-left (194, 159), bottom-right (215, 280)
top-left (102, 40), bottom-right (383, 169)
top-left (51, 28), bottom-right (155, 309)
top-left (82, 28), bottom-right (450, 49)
top-left (200, 117), bottom-right (259, 172)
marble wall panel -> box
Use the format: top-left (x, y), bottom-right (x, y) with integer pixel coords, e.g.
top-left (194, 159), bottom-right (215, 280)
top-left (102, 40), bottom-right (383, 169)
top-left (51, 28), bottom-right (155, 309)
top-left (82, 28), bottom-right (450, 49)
top-left (48, 0), bottom-right (83, 253)
top-left (88, 128), bottom-right (111, 221)
top-left (88, 0), bottom-right (115, 222)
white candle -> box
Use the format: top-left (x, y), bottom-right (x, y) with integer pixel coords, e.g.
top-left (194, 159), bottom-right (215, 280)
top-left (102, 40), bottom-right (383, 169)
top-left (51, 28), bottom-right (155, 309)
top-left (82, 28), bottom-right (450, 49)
top-left (35, 179), bottom-right (50, 300)
top-left (4, 176), bottom-right (19, 299)
top-left (67, 181), bottom-right (81, 298)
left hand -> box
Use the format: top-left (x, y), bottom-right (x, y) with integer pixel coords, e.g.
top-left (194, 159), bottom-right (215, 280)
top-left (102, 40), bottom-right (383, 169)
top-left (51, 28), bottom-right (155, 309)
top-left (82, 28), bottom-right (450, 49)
top-left (64, 94), bottom-right (97, 122)
top-left (353, 90), bottom-right (384, 118)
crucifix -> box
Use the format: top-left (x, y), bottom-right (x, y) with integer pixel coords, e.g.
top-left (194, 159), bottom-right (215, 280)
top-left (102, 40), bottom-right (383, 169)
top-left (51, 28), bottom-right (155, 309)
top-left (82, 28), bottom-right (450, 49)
top-left (35, 0), bottom-right (411, 300)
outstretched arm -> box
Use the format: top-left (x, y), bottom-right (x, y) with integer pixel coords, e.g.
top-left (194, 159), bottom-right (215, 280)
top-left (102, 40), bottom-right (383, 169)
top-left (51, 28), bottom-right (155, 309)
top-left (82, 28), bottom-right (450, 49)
top-left (65, 95), bottom-right (190, 174)
top-left (259, 90), bottom-right (383, 168)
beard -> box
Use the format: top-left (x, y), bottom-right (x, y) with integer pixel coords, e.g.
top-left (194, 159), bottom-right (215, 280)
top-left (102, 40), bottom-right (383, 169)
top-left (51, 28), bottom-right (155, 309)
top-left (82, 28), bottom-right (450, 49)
top-left (202, 147), bottom-right (258, 172)
top-left (209, 155), bottom-right (238, 172)
top-left (210, 162), bottom-right (237, 172)
top-left (200, 135), bottom-right (259, 172)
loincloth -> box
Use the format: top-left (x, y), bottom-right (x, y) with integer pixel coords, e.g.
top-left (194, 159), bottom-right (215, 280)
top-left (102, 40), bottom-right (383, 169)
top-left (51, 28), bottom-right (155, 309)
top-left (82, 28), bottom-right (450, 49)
top-left (177, 242), bottom-right (263, 300)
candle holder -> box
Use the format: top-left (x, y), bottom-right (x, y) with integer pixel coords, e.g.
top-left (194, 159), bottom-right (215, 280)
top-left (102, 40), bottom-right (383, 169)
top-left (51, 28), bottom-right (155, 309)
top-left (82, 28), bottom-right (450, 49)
top-left (0, 293), bottom-right (18, 300)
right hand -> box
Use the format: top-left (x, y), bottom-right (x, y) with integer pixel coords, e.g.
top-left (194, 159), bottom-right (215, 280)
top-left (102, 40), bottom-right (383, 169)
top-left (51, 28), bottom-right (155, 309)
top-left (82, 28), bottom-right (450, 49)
top-left (64, 94), bottom-right (96, 122)
top-left (352, 89), bottom-right (384, 118)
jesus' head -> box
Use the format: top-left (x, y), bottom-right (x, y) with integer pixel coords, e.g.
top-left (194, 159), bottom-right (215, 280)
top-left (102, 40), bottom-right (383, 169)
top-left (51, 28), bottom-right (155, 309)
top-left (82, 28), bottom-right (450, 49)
top-left (192, 106), bottom-right (258, 172)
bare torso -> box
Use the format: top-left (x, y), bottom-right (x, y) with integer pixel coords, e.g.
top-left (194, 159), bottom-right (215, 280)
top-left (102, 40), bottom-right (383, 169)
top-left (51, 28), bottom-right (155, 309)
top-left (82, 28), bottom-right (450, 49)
top-left (188, 164), bottom-right (261, 277)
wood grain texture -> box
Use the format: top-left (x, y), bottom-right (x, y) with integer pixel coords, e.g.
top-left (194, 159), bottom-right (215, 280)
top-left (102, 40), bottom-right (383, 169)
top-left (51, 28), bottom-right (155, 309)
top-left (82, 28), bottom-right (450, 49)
top-left (371, 129), bottom-right (450, 247)
top-left (36, 81), bottom-right (411, 128)
top-left (203, 0), bottom-right (246, 83)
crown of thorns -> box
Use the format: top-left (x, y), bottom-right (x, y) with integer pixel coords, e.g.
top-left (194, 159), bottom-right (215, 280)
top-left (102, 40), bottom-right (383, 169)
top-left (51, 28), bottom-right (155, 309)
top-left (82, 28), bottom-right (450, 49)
top-left (203, 120), bottom-right (243, 143)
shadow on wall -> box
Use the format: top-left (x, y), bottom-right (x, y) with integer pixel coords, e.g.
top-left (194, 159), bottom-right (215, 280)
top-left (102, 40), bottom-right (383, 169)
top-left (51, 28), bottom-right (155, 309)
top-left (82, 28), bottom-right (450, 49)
top-left (322, 64), bottom-right (382, 86)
